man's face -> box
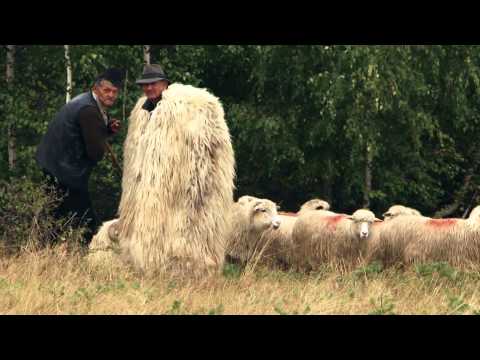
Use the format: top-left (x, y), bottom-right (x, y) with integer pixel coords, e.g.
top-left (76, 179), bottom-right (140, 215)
top-left (141, 80), bottom-right (169, 102)
top-left (93, 80), bottom-right (119, 108)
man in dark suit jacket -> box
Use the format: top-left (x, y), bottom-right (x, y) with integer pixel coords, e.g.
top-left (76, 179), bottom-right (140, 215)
top-left (36, 68), bottom-right (124, 245)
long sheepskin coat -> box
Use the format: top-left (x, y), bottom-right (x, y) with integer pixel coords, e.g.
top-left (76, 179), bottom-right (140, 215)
top-left (114, 83), bottom-right (236, 274)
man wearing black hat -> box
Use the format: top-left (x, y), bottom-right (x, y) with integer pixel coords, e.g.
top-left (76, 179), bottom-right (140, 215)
top-left (36, 68), bottom-right (125, 245)
top-left (136, 64), bottom-right (171, 112)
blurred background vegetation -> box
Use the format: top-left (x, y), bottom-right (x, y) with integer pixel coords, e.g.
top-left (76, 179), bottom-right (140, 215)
top-left (2, 45), bottom-right (480, 227)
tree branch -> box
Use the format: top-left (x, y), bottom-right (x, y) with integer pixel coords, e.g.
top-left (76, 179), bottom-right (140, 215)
top-left (434, 146), bottom-right (480, 218)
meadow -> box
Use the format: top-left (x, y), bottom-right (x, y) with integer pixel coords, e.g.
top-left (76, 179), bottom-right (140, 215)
top-left (1, 244), bottom-right (480, 315)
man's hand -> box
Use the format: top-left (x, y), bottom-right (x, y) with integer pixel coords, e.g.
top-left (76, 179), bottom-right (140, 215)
top-left (108, 118), bottom-right (121, 135)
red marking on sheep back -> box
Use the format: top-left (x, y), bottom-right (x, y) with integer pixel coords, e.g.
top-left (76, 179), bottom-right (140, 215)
top-left (279, 212), bottom-right (297, 217)
top-left (426, 219), bottom-right (457, 228)
top-left (324, 214), bottom-right (347, 230)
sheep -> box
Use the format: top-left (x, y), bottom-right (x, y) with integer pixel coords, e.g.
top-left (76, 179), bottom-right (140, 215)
top-left (87, 219), bottom-right (123, 268)
top-left (382, 205), bottom-right (422, 221)
top-left (111, 83), bottom-right (235, 276)
top-left (225, 198), bottom-right (281, 268)
top-left (366, 204), bottom-right (423, 263)
top-left (373, 205), bottom-right (480, 268)
top-left (236, 195), bottom-right (258, 206)
top-left (291, 208), bottom-right (382, 272)
top-left (297, 198), bottom-right (331, 215)
top-left (257, 198), bottom-right (332, 270)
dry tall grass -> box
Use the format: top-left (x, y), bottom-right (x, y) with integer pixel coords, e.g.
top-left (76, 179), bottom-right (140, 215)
top-left (2, 244), bottom-right (480, 314)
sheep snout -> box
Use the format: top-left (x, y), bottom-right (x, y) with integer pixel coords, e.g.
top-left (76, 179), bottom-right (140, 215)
top-left (272, 216), bottom-right (281, 229)
top-left (359, 222), bottom-right (369, 239)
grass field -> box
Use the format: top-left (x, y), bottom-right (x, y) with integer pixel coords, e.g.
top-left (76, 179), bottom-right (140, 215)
top-left (1, 245), bottom-right (480, 315)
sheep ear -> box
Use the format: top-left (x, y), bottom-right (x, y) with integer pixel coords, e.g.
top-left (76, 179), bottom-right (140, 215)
top-left (253, 200), bottom-right (264, 212)
top-left (374, 218), bottom-right (383, 222)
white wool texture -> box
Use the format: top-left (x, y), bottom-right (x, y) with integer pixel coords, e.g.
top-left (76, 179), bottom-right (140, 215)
top-left (291, 209), bottom-right (379, 271)
top-left (369, 207), bottom-right (480, 267)
top-left (258, 198), bottom-right (331, 269)
top-left (87, 219), bottom-right (122, 267)
top-left (225, 199), bottom-right (279, 266)
top-left (116, 84), bottom-right (236, 274)
top-left (383, 205), bottom-right (422, 221)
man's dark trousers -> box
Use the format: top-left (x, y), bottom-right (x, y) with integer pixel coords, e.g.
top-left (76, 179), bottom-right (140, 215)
top-left (43, 171), bottom-right (98, 245)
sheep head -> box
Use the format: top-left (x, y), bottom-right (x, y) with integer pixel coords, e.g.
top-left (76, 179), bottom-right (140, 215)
top-left (107, 219), bottom-right (120, 243)
top-left (237, 195), bottom-right (258, 206)
top-left (249, 199), bottom-right (281, 232)
top-left (383, 205), bottom-right (421, 221)
top-left (299, 198), bottom-right (331, 213)
top-left (468, 205), bottom-right (480, 223)
top-left (347, 209), bottom-right (382, 239)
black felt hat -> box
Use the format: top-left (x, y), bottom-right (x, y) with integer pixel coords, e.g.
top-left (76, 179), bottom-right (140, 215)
top-left (136, 64), bottom-right (170, 85)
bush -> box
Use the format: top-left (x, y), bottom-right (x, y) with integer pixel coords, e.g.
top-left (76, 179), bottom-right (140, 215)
top-left (0, 176), bottom-right (86, 255)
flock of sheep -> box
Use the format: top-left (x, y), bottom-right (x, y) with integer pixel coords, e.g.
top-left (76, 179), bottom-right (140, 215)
top-left (226, 196), bottom-right (480, 271)
top-left (87, 83), bottom-right (480, 276)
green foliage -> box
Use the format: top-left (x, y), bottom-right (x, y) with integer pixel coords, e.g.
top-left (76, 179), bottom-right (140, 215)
top-left (0, 176), bottom-right (86, 253)
top-left (3, 45), bottom-right (480, 225)
top-left (415, 262), bottom-right (459, 281)
top-left (447, 295), bottom-right (470, 314)
top-left (207, 304), bottom-right (225, 315)
top-left (167, 299), bottom-right (183, 315)
top-left (353, 261), bottom-right (384, 280)
top-left (222, 263), bottom-right (242, 279)
top-left (368, 296), bottom-right (396, 315)
top-left (273, 304), bottom-right (288, 315)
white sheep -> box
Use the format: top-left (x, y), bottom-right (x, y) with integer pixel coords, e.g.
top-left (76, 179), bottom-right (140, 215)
top-left (382, 204), bottom-right (422, 221)
top-left (225, 198), bottom-right (281, 268)
top-left (291, 208), bottom-right (382, 272)
top-left (366, 204), bottom-right (423, 263)
top-left (259, 198), bottom-right (332, 269)
top-left (297, 198), bottom-right (331, 215)
top-left (87, 219), bottom-right (123, 268)
top-left (236, 195), bottom-right (258, 206)
top-left (373, 205), bottom-right (480, 268)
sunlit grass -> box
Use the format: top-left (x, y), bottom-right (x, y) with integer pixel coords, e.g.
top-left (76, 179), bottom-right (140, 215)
top-left (1, 245), bottom-right (480, 314)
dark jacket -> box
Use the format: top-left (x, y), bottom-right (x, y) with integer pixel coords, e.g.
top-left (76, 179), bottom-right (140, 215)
top-left (36, 92), bottom-right (110, 191)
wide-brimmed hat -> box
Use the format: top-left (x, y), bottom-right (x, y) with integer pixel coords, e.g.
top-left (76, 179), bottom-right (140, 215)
top-left (136, 64), bottom-right (170, 85)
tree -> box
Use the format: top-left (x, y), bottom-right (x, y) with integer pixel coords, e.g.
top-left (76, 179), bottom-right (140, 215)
top-left (143, 45), bottom-right (150, 64)
top-left (64, 45), bottom-right (72, 103)
top-left (3, 45), bottom-right (480, 219)
top-left (6, 45), bottom-right (16, 171)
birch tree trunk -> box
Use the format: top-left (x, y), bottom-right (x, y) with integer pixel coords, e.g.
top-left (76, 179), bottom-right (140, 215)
top-left (64, 45), bottom-right (72, 103)
top-left (6, 45), bottom-right (16, 171)
top-left (143, 45), bottom-right (151, 64)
